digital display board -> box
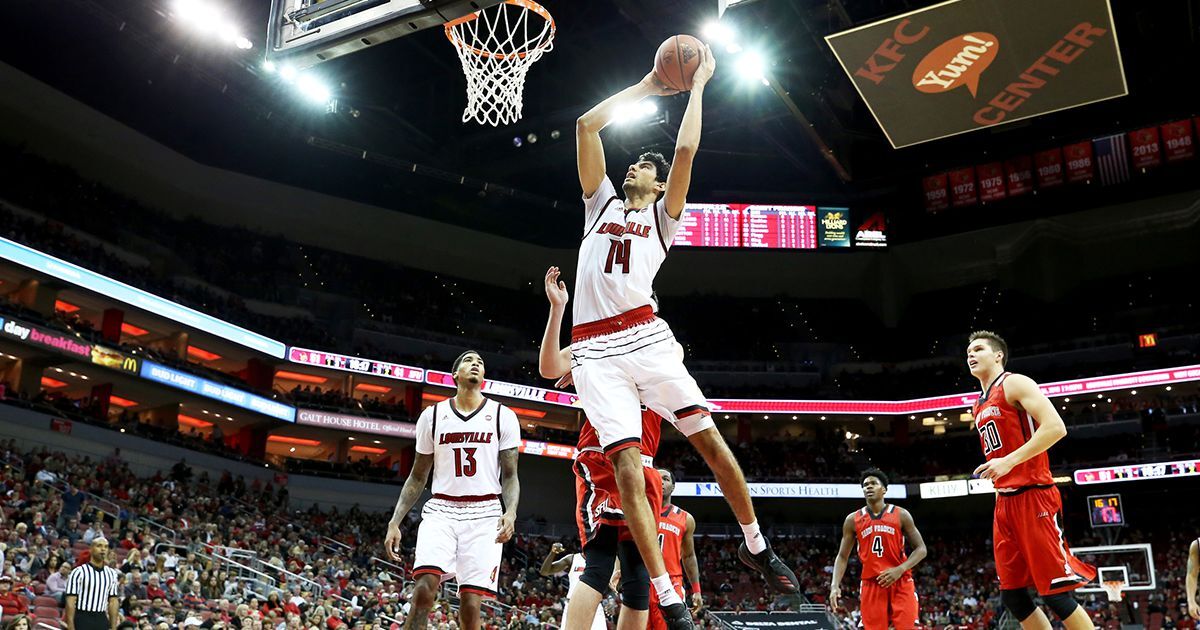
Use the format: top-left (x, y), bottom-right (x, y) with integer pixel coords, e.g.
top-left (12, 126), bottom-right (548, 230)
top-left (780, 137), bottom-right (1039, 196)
top-left (818, 207), bottom-right (852, 248)
top-left (424, 370), bottom-right (579, 406)
top-left (288, 347), bottom-right (424, 383)
top-left (673, 203), bottom-right (741, 248)
top-left (0, 236), bottom-right (286, 358)
top-left (742, 205), bottom-right (817, 249)
top-left (296, 409), bottom-right (417, 438)
top-left (675, 481), bottom-right (907, 500)
top-left (1087, 494), bottom-right (1125, 528)
top-left (140, 360), bottom-right (296, 422)
top-left (1074, 458), bottom-right (1200, 485)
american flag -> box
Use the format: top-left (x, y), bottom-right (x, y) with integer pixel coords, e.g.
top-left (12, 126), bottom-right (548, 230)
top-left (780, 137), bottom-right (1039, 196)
top-left (1093, 133), bottom-right (1130, 186)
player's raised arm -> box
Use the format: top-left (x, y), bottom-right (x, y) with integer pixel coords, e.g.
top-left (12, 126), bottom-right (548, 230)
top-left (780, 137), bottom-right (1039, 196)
top-left (974, 374), bottom-right (1068, 481)
top-left (540, 543), bottom-right (573, 576)
top-left (539, 266), bottom-right (572, 379)
top-left (662, 46), bottom-right (716, 220)
top-left (829, 512), bottom-right (856, 611)
top-left (577, 74), bottom-right (677, 197)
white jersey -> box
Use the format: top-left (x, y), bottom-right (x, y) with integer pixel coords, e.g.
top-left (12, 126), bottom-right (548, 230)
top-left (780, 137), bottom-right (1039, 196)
top-left (574, 177), bottom-right (682, 326)
top-left (567, 553), bottom-right (586, 593)
top-left (415, 397), bottom-right (520, 498)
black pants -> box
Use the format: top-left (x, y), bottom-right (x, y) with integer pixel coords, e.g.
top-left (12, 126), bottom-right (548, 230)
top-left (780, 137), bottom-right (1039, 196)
top-left (74, 611), bottom-right (110, 630)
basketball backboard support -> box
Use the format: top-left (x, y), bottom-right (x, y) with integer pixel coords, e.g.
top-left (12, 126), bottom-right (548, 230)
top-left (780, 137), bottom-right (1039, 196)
top-left (267, 0), bottom-right (505, 68)
top-left (1071, 544), bottom-right (1156, 594)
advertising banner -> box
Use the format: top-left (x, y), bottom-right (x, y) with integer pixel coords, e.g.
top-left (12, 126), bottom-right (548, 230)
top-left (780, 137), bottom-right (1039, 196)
top-left (826, 0), bottom-right (1126, 148)
top-left (708, 610), bottom-right (835, 630)
top-left (817, 208), bottom-right (851, 247)
top-left (674, 482), bottom-right (907, 500)
top-left (141, 360), bottom-right (296, 422)
top-left (853, 212), bottom-right (888, 248)
top-left (296, 409), bottom-right (417, 438)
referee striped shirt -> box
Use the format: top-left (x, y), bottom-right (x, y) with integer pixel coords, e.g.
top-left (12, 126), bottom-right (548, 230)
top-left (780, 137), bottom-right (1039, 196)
top-left (66, 563), bottom-right (121, 612)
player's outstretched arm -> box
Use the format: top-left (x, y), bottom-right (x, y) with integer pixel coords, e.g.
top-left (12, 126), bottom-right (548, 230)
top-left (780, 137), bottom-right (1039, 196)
top-left (577, 73), bottom-right (677, 197)
top-left (878, 508), bottom-right (928, 587)
top-left (682, 512), bottom-right (703, 614)
top-left (974, 374), bottom-right (1068, 481)
top-left (538, 266), bottom-right (572, 379)
top-left (1187, 539), bottom-right (1199, 620)
top-left (496, 447), bottom-right (520, 543)
top-left (384, 452), bottom-right (433, 561)
top-left (662, 46), bottom-right (716, 220)
top-left (829, 513), bottom-right (856, 611)
top-left (540, 543), bottom-right (573, 577)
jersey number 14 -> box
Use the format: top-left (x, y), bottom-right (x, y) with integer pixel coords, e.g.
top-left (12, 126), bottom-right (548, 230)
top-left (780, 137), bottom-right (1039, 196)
top-left (605, 239), bottom-right (631, 274)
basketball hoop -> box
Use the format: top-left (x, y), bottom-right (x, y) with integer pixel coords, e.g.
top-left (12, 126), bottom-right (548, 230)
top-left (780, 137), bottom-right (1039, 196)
top-left (1101, 580), bottom-right (1125, 602)
top-left (445, 0), bottom-right (556, 126)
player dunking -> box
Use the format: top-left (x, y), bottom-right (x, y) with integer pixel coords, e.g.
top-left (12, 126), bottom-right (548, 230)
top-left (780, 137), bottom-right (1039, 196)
top-left (542, 266), bottom-right (663, 630)
top-left (967, 331), bottom-right (1098, 630)
top-left (384, 351), bottom-right (521, 630)
top-left (568, 43), bottom-right (799, 627)
top-left (648, 469), bottom-right (702, 630)
top-left (830, 469), bottom-right (927, 630)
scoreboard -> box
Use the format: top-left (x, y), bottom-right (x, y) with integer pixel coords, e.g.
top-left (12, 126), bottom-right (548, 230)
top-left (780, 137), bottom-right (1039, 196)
top-left (673, 203), bottom-right (819, 249)
top-left (1087, 494), bottom-right (1125, 528)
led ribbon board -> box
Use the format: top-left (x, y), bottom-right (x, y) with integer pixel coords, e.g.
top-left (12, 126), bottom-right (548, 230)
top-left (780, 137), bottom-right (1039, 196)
top-left (0, 236), bottom-right (286, 358)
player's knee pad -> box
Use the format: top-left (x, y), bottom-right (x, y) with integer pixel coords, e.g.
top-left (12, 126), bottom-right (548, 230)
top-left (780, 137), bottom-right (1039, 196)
top-left (580, 533), bottom-right (619, 595)
top-left (617, 540), bottom-right (650, 610)
top-left (1041, 592), bottom-right (1080, 620)
top-left (1000, 589), bottom-right (1037, 621)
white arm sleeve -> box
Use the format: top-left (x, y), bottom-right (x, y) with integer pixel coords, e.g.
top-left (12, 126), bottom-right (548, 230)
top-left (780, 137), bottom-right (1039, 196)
top-left (415, 405), bottom-right (436, 455)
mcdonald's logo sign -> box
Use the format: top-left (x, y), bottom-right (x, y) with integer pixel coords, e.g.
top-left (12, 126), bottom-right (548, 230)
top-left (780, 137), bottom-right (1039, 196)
top-left (1137, 333), bottom-right (1158, 349)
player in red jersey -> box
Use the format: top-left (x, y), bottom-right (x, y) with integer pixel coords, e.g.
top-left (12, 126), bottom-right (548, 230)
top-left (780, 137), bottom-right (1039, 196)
top-left (541, 266), bottom-right (663, 630)
top-left (967, 331), bottom-right (1098, 630)
top-left (648, 469), bottom-right (701, 630)
top-left (830, 469), bottom-right (927, 630)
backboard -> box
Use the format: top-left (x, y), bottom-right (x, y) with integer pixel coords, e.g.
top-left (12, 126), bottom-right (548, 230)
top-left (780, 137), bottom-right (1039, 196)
top-left (267, 0), bottom-right (505, 68)
top-left (1071, 543), bottom-right (1156, 594)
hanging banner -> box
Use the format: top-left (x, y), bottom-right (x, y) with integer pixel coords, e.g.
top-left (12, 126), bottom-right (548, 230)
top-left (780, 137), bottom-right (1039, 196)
top-left (923, 173), bottom-right (950, 212)
top-left (1160, 119), bottom-right (1194, 162)
top-left (949, 167), bottom-right (978, 207)
top-left (824, 0), bottom-right (1127, 148)
top-left (976, 162), bottom-right (1006, 202)
top-left (1129, 126), bottom-right (1162, 170)
top-left (1035, 148), bottom-right (1065, 188)
top-left (1064, 140), bottom-right (1095, 183)
top-left (1004, 155), bottom-right (1033, 197)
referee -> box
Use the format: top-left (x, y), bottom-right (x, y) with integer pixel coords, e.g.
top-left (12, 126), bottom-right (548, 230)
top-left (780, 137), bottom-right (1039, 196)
top-left (65, 536), bottom-right (121, 630)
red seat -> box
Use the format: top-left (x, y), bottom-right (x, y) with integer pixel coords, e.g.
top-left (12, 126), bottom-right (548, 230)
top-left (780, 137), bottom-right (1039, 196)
top-left (31, 582), bottom-right (46, 594)
top-left (35, 618), bottom-right (64, 629)
top-left (33, 596), bottom-right (59, 607)
top-left (34, 606), bottom-right (61, 619)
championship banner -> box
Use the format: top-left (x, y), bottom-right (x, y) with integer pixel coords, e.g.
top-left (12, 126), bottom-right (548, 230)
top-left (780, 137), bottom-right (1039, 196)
top-left (1129, 125), bottom-right (1162, 170)
top-left (708, 610), bottom-right (836, 630)
top-left (949, 167), bottom-right (977, 207)
top-left (1161, 119), bottom-right (1195, 162)
top-left (1064, 140), bottom-right (1095, 183)
top-left (922, 173), bottom-right (950, 212)
top-left (1035, 148), bottom-right (1065, 188)
top-left (825, 0), bottom-right (1127, 148)
top-left (976, 162), bottom-right (1006, 202)
top-left (1004, 155), bottom-right (1033, 196)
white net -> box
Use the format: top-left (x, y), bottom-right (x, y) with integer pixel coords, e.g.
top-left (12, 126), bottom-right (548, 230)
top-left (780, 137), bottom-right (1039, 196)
top-left (445, 0), bottom-right (555, 126)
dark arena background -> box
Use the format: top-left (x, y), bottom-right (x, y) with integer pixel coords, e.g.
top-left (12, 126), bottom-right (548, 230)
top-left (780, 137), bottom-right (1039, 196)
top-left (1, 0), bottom-right (1199, 629)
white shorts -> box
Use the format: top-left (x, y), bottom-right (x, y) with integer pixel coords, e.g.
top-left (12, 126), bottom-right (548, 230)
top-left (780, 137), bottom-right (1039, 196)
top-left (413, 498), bottom-right (503, 598)
top-left (571, 316), bottom-right (714, 451)
top-left (562, 583), bottom-right (607, 630)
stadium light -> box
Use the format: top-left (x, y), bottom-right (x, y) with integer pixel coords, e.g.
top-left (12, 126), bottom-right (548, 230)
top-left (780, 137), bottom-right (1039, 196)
top-left (279, 64), bottom-right (298, 82)
top-left (613, 100), bottom-right (659, 126)
top-left (735, 50), bottom-right (767, 84)
top-left (703, 21), bottom-right (735, 47)
top-left (295, 74), bottom-right (332, 104)
top-left (262, 60), bottom-right (277, 73)
top-left (171, 0), bottom-right (253, 50)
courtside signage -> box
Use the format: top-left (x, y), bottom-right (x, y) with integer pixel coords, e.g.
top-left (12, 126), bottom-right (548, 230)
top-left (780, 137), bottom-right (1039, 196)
top-left (141, 360), bottom-right (296, 422)
top-left (919, 477), bottom-right (996, 498)
top-left (0, 236), bottom-right (286, 358)
top-left (287, 347), bottom-right (424, 382)
top-left (675, 482), bottom-right (907, 500)
top-left (517, 440), bottom-right (576, 460)
top-left (826, 0), bottom-right (1127, 147)
top-left (296, 409), bottom-right (417, 438)
top-left (1074, 458), bottom-right (1200, 485)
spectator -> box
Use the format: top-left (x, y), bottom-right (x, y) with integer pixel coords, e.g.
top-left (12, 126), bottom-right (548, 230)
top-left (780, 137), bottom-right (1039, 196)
top-left (0, 576), bottom-right (30, 616)
top-left (47, 562), bottom-right (71, 603)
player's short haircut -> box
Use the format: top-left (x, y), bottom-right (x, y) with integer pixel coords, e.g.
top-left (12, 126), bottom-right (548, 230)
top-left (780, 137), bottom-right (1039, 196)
top-left (639, 152), bottom-right (671, 183)
top-left (968, 330), bottom-right (1009, 367)
top-left (860, 468), bottom-right (889, 488)
top-left (451, 350), bottom-right (482, 376)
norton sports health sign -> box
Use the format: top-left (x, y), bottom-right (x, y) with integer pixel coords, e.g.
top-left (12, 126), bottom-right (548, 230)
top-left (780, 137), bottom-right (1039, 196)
top-left (826, 0), bottom-right (1126, 147)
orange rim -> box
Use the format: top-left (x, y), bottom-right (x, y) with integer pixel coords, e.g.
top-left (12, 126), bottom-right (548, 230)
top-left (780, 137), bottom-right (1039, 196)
top-left (444, 0), bottom-right (555, 60)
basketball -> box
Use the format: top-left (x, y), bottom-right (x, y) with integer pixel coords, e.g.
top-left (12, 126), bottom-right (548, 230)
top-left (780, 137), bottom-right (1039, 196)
top-left (654, 34), bottom-right (705, 92)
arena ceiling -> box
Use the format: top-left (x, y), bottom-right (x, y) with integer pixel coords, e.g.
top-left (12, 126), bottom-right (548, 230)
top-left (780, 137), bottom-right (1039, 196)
top-left (2, 0), bottom-right (1197, 245)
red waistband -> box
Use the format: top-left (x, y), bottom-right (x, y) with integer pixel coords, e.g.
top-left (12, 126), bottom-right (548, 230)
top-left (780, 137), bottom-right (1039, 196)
top-left (571, 306), bottom-right (657, 343)
top-left (432, 493), bottom-right (499, 502)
